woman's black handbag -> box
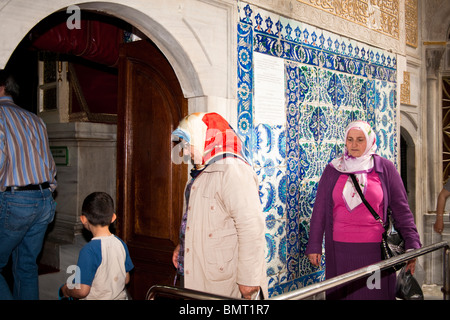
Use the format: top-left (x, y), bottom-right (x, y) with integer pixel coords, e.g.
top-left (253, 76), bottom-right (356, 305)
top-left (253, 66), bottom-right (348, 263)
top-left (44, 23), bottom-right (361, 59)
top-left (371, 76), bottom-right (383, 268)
top-left (382, 211), bottom-right (406, 266)
top-left (349, 174), bottom-right (405, 270)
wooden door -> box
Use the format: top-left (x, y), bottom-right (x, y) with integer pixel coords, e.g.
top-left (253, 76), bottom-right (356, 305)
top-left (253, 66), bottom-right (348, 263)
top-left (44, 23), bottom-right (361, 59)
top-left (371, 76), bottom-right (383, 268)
top-left (116, 40), bottom-right (187, 299)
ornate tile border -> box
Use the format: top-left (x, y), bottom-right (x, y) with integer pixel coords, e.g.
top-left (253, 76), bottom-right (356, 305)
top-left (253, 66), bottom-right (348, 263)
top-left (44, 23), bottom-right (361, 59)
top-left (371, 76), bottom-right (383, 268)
top-left (237, 2), bottom-right (398, 297)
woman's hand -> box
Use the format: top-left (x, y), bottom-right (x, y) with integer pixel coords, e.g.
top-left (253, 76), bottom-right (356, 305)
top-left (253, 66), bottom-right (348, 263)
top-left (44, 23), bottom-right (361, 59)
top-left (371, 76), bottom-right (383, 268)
top-left (405, 258), bottom-right (416, 275)
top-left (172, 244), bottom-right (180, 268)
top-left (308, 253), bottom-right (322, 267)
top-left (434, 215), bottom-right (444, 234)
top-left (239, 284), bottom-right (260, 299)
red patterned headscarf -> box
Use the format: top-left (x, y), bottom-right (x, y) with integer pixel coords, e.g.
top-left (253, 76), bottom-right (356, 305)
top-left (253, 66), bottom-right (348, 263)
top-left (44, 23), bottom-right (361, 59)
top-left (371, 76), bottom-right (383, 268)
top-left (172, 112), bottom-right (250, 166)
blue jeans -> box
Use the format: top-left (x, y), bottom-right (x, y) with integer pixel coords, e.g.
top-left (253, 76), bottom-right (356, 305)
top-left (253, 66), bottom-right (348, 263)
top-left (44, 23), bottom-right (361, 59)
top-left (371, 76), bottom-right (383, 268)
top-left (0, 188), bottom-right (56, 300)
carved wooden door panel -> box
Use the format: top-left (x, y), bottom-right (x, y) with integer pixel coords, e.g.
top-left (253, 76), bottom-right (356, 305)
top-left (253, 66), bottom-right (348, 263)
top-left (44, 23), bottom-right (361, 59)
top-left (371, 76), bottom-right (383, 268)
top-left (117, 40), bottom-right (187, 299)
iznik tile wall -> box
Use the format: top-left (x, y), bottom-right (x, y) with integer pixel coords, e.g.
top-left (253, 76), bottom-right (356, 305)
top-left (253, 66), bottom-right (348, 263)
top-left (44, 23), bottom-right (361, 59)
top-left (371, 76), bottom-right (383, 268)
top-left (237, 2), bottom-right (399, 297)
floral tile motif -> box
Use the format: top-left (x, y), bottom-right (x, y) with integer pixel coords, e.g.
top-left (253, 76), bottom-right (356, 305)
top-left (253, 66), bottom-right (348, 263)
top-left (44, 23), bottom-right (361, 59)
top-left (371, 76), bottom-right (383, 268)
top-left (265, 218), bottom-right (287, 277)
top-left (257, 165), bottom-right (286, 218)
top-left (253, 124), bottom-right (286, 168)
top-left (237, 2), bottom-right (398, 298)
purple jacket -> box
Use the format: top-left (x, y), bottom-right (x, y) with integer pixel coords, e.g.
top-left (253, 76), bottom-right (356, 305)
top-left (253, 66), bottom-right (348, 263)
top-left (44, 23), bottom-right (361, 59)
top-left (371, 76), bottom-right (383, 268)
top-left (305, 154), bottom-right (421, 279)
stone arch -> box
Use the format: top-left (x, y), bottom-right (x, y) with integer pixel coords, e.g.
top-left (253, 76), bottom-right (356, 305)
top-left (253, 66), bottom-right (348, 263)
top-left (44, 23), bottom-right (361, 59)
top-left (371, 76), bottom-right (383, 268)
top-left (426, 3), bottom-right (450, 41)
top-left (400, 110), bottom-right (422, 235)
top-left (77, 2), bottom-right (203, 98)
top-left (0, 1), bottom-right (205, 99)
top-left (400, 121), bottom-right (417, 214)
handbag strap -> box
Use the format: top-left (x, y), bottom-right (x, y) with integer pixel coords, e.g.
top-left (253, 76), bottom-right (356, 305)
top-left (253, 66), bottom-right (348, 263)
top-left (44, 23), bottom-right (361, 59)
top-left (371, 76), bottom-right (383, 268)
top-left (349, 174), bottom-right (384, 225)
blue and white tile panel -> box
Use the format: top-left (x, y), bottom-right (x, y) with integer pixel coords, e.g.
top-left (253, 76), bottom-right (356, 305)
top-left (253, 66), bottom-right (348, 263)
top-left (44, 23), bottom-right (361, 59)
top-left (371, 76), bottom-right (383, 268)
top-left (237, 2), bottom-right (398, 297)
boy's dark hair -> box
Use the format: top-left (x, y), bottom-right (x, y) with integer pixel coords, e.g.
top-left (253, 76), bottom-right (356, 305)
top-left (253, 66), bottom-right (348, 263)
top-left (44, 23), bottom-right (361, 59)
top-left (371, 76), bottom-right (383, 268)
top-left (0, 70), bottom-right (19, 99)
top-left (82, 192), bottom-right (115, 226)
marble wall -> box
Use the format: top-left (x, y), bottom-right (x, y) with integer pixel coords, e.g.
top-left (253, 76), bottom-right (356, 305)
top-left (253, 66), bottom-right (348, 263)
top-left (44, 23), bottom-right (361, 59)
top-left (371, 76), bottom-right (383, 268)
top-left (237, 2), bottom-right (399, 297)
top-left (46, 122), bottom-right (117, 243)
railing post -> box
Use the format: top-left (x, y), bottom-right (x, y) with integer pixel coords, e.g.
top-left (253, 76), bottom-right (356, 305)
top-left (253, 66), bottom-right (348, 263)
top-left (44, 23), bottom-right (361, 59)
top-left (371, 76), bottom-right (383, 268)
top-left (443, 247), bottom-right (450, 300)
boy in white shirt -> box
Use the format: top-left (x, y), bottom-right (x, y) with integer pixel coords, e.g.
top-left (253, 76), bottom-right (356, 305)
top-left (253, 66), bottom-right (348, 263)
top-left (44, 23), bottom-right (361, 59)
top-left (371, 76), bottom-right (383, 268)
top-left (60, 192), bottom-right (134, 300)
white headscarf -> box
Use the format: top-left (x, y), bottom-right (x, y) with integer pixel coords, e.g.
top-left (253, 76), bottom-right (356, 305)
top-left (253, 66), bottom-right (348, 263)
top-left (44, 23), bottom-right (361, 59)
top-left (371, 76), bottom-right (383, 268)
top-left (331, 120), bottom-right (377, 210)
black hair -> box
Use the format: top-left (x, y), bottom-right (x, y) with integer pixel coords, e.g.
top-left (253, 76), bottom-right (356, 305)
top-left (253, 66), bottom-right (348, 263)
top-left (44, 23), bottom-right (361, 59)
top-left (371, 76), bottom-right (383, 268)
top-left (0, 70), bottom-right (19, 99)
top-left (81, 192), bottom-right (115, 227)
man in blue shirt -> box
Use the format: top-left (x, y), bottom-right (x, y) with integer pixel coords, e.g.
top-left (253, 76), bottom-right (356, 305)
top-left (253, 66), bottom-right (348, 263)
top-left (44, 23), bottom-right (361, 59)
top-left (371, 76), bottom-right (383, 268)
top-left (0, 70), bottom-right (57, 300)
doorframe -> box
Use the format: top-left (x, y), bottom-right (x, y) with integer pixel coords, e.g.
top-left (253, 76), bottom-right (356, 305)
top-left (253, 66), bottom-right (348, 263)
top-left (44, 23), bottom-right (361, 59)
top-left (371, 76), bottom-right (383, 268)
top-left (116, 39), bottom-right (188, 298)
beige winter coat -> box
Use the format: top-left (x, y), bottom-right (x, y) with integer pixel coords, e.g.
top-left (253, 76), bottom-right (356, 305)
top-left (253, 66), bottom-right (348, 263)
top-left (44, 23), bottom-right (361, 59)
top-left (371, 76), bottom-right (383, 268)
top-left (182, 157), bottom-right (268, 299)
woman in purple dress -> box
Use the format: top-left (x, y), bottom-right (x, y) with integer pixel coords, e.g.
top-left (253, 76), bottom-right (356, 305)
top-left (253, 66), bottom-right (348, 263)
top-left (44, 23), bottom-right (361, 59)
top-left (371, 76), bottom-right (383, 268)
top-left (306, 120), bottom-right (421, 300)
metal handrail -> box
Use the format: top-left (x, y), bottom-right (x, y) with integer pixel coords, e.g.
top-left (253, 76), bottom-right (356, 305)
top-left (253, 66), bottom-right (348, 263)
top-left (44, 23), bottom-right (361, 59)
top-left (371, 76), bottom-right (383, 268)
top-left (146, 241), bottom-right (450, 300)
top-left (272, 241), bottom-right (449, 300)
top-left (146, 285), bottom-right (241, 300)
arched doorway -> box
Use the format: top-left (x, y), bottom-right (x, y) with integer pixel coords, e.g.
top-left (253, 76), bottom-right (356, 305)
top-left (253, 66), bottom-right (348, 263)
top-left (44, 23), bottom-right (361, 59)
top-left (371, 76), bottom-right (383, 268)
top-left (4, 8), bottom-right (188, 299)
top-left (400, 127), bottom-right (416, 217)
top-left (117, 39), bottom-right (188, 299)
